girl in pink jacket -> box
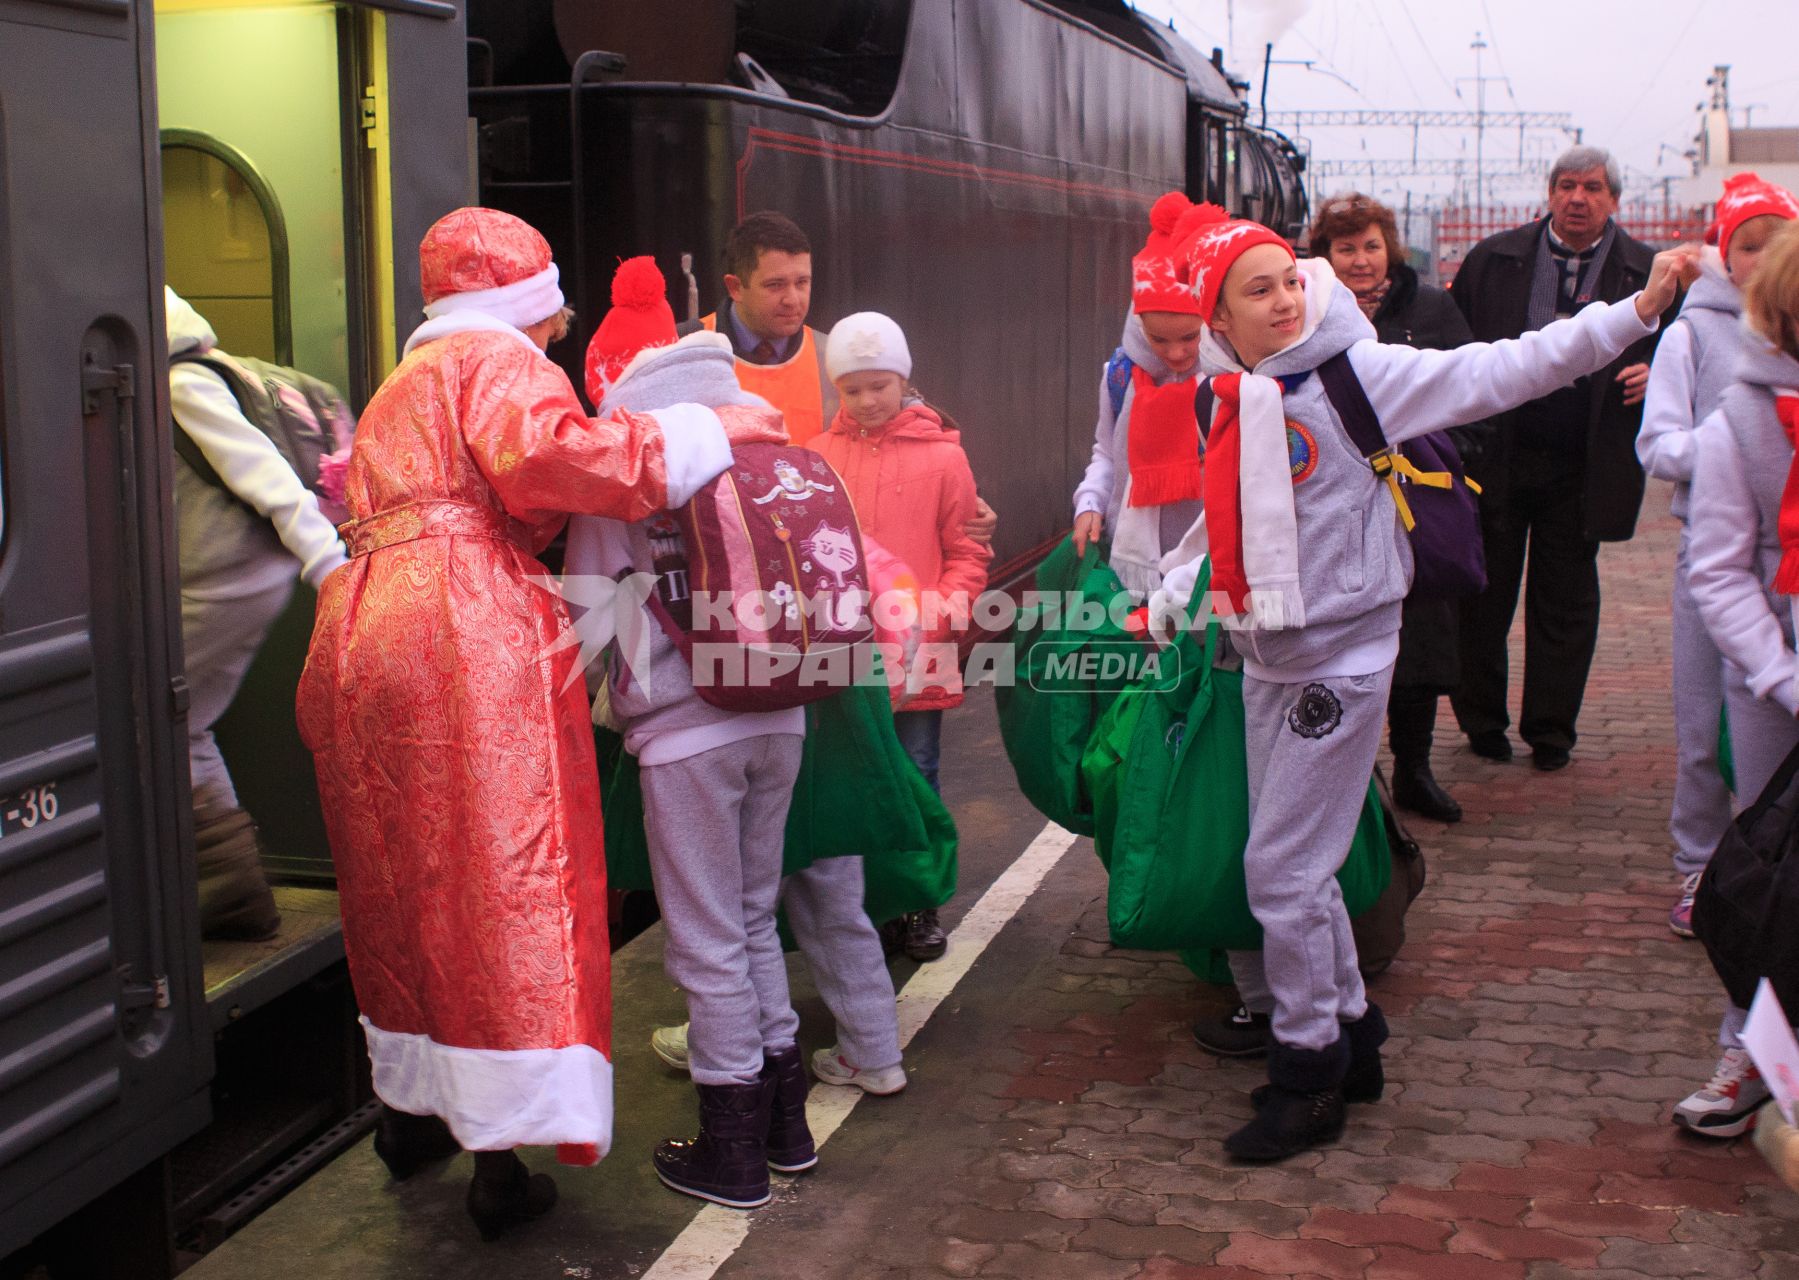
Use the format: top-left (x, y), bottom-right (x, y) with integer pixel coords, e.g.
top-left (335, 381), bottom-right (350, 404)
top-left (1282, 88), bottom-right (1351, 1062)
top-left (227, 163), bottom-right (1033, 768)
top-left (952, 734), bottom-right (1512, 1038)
top-left (809, 311), bottom-right (992, 958)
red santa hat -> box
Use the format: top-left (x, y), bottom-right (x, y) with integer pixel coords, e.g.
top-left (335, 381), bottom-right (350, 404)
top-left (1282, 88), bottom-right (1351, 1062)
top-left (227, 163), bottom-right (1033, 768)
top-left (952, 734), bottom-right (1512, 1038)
top-left (1132, 192), bottom-right (1206, 315)
top-left (1709, 172), bottom-right (1799, 265)
top-left (1178, 207), bottom-right (1295, 321)
top-left (417, 207), bottom-right (564, 328)
top-left (583, 256), bottom-right (678, 403)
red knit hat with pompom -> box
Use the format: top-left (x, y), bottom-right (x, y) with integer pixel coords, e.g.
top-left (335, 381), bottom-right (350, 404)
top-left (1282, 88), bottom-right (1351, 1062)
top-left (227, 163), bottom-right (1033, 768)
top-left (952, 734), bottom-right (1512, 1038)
top-left (1132, 191), bottom-right (1204, 315)
top-left (584, 256), bottom-right (678, 405)
top-left (1177, 204), bottom-right (1294, 322)
top-left (1709, 171), bottom-right (1799, 267)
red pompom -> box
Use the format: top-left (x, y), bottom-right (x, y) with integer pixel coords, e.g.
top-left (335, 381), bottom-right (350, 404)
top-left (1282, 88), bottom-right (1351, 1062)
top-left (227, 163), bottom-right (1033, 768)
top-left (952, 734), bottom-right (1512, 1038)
top-left (1174, 202), bottom-right (1230, 240)
top-left (611, 255), bottom-right (667, 309)
top-left (1149, 191), bottom-right (1193, 236)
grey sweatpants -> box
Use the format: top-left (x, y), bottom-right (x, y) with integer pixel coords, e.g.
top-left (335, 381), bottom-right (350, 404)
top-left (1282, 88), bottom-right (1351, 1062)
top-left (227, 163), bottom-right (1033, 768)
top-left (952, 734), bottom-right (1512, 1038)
top-left (1714, 670), bottom-right (1799, 1048)
top-left (783, 857), bottom-right (901, 1071)
top-left (641, 734), bottom-right (805, 1086)
top-left (1228, 665), bottom-right (1392, 1053)
top-left (1670, 530), bottom-right (1734, 878)
top-left (181, 580), bottom-right (295, 807)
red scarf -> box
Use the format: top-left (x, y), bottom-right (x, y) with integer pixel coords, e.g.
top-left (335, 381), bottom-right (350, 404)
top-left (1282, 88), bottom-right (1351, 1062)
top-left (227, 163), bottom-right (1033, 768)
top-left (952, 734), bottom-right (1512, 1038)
top-left (1125, 367), bottom-right (1205, 508)
top-left (1776, 393), bottom-right (1799, 594)
top-left (1202, 373), bottom-right (1250, 614)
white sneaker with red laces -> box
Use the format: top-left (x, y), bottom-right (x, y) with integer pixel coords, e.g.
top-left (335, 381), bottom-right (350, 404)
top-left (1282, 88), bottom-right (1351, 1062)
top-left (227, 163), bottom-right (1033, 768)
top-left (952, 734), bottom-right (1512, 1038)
top-left (1674, 1048), bottom-right (1770, 1138)
top-left (811, 1047), bottom-right (906, 1095)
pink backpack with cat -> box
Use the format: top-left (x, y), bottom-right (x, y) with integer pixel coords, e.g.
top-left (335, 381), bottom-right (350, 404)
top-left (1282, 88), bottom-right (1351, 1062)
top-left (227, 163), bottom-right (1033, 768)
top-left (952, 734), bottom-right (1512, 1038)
top-left (648, 442), bottom-right (874, 711)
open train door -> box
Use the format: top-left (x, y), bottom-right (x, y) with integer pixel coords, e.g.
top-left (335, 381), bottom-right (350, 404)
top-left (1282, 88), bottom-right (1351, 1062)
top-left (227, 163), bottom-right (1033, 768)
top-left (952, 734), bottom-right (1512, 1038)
top-left (0, 0), bottom-right (209, 1273)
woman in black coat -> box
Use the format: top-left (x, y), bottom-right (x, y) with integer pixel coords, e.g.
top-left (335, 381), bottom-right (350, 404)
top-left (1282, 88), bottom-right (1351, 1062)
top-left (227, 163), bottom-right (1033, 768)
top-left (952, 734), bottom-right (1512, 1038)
top-left (1308, 193), bottom-right (1488, 822)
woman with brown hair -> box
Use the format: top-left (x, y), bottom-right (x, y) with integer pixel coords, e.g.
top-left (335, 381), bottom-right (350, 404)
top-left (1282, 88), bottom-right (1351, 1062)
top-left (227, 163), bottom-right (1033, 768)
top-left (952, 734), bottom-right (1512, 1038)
top-left (1306, 192), bottom-right (1486, 822)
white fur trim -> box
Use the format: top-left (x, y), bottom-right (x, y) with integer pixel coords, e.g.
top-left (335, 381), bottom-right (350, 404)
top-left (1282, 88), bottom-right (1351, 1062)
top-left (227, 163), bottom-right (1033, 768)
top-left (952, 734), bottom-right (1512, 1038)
top-left (423, 262), bottom-right (563, 330)
top-left (650, 403), bottom-right (733, 507)
top-left (402, 308), bottom-right (543, 358)
top-left (1235, 374), bottom-right (1305, 629)
top-left (362, 1016), bottom-right (612, 1156)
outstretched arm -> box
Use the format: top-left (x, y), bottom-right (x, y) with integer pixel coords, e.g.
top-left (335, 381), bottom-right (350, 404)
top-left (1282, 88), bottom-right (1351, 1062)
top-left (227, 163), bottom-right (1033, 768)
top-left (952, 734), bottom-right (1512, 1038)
top-left (462, 346), bottom-right (732, 523)
top-left (1352, 247), bottom-right (1698, 445)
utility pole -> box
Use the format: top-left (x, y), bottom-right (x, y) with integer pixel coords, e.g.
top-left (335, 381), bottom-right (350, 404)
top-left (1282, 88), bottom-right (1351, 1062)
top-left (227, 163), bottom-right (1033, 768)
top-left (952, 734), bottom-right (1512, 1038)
top-left (1456, 32), bottom-right (1509, 212)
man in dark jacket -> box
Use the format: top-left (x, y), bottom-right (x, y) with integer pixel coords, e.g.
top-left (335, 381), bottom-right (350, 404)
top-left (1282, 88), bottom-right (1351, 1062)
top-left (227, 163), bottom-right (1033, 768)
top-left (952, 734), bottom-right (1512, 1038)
top-left (1448, 146), bottom-right (1673, 771)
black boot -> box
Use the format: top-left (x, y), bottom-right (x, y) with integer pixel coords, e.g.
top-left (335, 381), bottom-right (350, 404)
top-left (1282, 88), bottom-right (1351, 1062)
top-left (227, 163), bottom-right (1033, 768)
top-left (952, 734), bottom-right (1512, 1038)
top-left (904, 908), bottom-right (947, 961)
top-left (1192, 1004), bottom-right (1272, 1058)
top-left (762, 1045), bottom-right (818, 1174)
top-left (1342, 1004), bottom-right (1389, 1103)
top-left (1390, 757), bottom-right (1463, 823)
top-left (1225, 1037), bottom-right (1349, 1163)
top-left (654, 1078), bottom-right (776, 1209)
top-left (372, 1104), bottom-right (462, 1181)
top-left (193, 790), bottom-right (281, 941)
top-left (465, 1150), bottom-right (557, 1242)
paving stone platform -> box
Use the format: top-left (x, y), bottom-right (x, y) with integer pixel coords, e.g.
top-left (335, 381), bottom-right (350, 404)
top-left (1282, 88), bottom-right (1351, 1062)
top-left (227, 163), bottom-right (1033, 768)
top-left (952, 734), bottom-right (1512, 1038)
top-left (195, 483), bottom-right (1799, 1278)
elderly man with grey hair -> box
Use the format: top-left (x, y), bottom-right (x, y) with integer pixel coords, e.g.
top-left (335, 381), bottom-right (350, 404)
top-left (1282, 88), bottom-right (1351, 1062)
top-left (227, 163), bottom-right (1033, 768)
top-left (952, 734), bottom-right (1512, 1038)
top-left (1448, 145), bottom-right (1679, 772)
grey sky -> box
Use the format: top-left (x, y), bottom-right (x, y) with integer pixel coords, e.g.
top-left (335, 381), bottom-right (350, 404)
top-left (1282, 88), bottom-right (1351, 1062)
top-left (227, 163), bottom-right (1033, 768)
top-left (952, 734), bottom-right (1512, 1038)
top-left (1132, 0), bottom-right (1799, 207)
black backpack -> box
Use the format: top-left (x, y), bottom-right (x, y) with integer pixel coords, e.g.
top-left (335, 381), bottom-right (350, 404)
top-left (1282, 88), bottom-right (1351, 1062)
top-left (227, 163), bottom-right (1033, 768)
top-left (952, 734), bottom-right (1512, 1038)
top-left (1694, 738), bottom-right (1799, 1013)
top-left (169, 350), bottom-right (352, 521)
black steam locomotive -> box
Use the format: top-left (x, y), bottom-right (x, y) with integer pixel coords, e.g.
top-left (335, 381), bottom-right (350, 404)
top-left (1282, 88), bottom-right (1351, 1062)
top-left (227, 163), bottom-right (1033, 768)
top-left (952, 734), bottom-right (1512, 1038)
top-left (468, 0), bottom-right (1308, 579)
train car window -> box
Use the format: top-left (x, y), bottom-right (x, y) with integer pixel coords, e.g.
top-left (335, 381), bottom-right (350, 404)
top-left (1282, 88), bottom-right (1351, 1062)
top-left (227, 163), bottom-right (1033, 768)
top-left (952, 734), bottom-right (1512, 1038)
top-left (160, 134), bottom-right (291, 366)
top-left (735, 0), bottom-right (911, 116)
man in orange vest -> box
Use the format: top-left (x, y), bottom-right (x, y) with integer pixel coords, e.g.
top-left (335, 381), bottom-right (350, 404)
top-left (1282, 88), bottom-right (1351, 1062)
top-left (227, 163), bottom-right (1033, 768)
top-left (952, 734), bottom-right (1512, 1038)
top-left (681, 210), bottom-right (997, 538)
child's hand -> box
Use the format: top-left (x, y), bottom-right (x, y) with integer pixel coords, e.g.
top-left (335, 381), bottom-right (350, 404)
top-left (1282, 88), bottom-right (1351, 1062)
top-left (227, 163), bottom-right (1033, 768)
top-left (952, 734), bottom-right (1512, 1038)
top-left (1072, 511), bottom-right (1104, 556)
top-left (1636, 245), bottom-right (1702, 323)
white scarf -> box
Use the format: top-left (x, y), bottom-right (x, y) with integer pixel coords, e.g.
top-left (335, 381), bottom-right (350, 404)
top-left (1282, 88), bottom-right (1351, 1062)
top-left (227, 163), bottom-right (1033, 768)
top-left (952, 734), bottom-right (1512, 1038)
top-left (1191, 256), bottom-right (1341, 631)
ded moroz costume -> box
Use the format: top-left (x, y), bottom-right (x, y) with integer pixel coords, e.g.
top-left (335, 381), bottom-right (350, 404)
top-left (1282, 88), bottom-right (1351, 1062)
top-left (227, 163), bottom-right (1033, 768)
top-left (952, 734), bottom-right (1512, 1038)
top-left (296, 210), bottom-right (735, 1217)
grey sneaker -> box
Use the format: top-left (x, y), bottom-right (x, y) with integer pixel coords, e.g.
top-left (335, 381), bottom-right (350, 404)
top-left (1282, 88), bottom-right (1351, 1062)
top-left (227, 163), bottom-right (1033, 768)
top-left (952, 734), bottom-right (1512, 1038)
top-left (1673, 1048), bottom-right (1770, 1138)
top-left (811, 1046), bottom-right (907, 1095)
top-left (651, 1022), bottom-right (690, 1072)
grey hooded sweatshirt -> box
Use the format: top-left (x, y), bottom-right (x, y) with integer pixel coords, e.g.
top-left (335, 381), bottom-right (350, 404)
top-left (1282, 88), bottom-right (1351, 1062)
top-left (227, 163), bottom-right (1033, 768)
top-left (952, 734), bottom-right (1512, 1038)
top-left (563, 336), bottom-right (804, 766)
top-left (1687, 333), bottom-right (1799, 714)
top-left (1172, 257), bottom-right (1656, 682)
top-left (1638, 262), bottom-right (1746, 520)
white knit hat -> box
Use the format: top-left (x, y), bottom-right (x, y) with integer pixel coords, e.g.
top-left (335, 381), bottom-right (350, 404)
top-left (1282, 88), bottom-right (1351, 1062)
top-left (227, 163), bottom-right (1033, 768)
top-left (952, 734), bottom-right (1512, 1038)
top-left (825, 311), bottom-right (912, 383)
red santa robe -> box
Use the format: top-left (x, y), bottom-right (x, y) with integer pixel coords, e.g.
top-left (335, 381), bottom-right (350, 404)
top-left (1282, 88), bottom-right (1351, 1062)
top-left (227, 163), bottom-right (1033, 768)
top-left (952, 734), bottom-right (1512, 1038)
top-left (296, 213), bottom-right (729, 1164)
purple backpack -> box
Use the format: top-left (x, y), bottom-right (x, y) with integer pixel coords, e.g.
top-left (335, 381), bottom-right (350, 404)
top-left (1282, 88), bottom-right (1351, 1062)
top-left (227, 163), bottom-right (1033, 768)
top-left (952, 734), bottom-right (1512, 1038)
top-left (1196, 353), bottom-right (1486, 601)
top-left (648, 443), bottom-right (873, 711)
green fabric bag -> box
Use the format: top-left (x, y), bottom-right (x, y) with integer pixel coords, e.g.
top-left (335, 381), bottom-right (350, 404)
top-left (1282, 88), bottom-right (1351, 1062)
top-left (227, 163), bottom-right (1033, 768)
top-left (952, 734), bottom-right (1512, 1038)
top-left (596, 680), bottom-right (956, 924)
top-left (1080, 568), bottom-right (1390, 954)
top-left (996, 534), bottom-right (1131, 835)
top-left (1720, 701), bottom-right (1736, 794)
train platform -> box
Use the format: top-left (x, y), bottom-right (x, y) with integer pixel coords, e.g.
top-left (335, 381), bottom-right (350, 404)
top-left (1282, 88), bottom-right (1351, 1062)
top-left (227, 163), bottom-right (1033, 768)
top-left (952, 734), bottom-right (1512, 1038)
top-left (189, 482), bottom-right (1799, 1279)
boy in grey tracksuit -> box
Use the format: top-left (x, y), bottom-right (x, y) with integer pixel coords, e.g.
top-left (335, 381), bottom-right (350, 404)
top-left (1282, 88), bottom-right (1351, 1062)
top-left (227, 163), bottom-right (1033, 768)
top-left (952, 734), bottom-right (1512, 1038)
top-left (1639, 262), bottom-right (1749, 927)
top-left (1154, 216), bottom-right (1685, 1161)
top-left (567, 333), bottom-right (811, 1209)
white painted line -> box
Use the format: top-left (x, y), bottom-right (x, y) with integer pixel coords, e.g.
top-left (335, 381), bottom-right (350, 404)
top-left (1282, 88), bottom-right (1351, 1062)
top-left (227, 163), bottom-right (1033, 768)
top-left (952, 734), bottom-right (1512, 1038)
top-left (641, 820), bottom-right (1081, 1280)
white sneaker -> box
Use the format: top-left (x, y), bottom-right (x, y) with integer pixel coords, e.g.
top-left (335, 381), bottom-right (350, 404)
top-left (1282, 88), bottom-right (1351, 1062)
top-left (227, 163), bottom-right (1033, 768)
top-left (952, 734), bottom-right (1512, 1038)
top-left (651, 1022), bottom-right (690, 1072)
top-left (1674, 1048), bottom-right (1770, 1138)
top-left (811, 1046), bottom-right (906, 1095)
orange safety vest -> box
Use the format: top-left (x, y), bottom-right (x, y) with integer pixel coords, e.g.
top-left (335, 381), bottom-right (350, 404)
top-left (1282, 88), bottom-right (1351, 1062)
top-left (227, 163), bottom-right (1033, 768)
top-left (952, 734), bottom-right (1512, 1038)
top-left (700, 314), bottom-right (827, 446)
